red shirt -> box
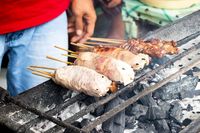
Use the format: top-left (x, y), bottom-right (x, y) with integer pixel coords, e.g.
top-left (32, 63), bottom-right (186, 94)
top-left (0, 0), bottom-right (70, 34)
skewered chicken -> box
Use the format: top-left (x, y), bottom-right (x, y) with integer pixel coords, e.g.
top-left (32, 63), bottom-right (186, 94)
top-left (120, 39), bottom-right (179, 58)
top-left (91, 46), bottom-right (150, 70)
top-left (53, 66), bottom-right (115, 97)
top-left (74, 52), bottom-right (135, 85)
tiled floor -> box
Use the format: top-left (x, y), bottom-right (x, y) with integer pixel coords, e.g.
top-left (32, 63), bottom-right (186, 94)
top-left (0, 68), bottom-right (7, 89)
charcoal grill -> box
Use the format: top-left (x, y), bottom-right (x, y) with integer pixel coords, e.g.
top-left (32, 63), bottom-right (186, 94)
top-left (1, 10), bottom-right (200, 133)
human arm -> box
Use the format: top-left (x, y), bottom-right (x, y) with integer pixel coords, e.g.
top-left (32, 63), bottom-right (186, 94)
top-left (68, 0), bottom-right (97, 43)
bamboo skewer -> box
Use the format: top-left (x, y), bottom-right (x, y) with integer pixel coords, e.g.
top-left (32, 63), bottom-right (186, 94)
top-left (70, 42), bottom-right (93, 49)
top-left (46, 55), bottom-right (74, 65)
top-left (84, 42), bottom-right (122, 47)
top-left (32, 71), bottom-right (53, 78)
top-left (83, 41), bottom-right (120, 46)
top-left (83, 41), bottom-right (105, 45)
top-left (89, 37), bottom-right (126, 42)
top-left (27, 67), bottom-right (55, 77)
top-left (61, 54), bottom-right (78, 59)
top-left (90, 37), bottom-right (126, 42)
top-left (29, 65), bottom-right (57, 70)
top-left (89, 37), bottom-right (126, 43)
top-left (54, 45), bottom-right (77, 54)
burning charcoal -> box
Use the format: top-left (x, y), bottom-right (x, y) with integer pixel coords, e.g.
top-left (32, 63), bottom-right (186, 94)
top-left (125, 104), bottom-right (148, 119)
top-left (138, 94), bottom-right (157, 107)
top-left (80, 118), bottom-right (91, 127)
top-left (168, 120), bottom-right (182, 133)
top-left (150, 74), bottom-right (163, 83)
top-left (154, 120), bottom-right (170, 133)
top-left (153, 76), bottom-right (199, 100)
top-left (62, 90), bottom-right (73, 100)
top-left (102, 96), bottom-right (125, 133)
top-left (157, 100), bottom-right (171, 118)
top-left (194, 90), bottom-right (200, 96)
top-left (71, 121), bottom-right (81, 128)
top-left (83, 96), bottom-right (96, 106)
top-left (150, 56), bottom-right (171, 66)
top-left (125, 116), bottom-right (136, 129)
top-left (184, 70), bottom-right (193, 76)
top-left (138, 115), bottom-right (149, 123)
top-left (182, 118), bottom-right (192, 126)
top-left (119, 89), bottom-right (133, 100)
top-left (192, 67), bottom-right (200, 72)
top-left (91, 105), bottom-right (105, 117)
top-left (138, 121), bottom-right (157, 133)
top-left (169, 101), bottom-right (183, 124)
top-left (140, 81), bottom-right (150, 88)
top-left (156, 67), bottom-right (180, 82)
top-left (132, 128), bottom-right (146, 133)
top-left (145, 105), bottom-right (167, 120)
top-left (186, 104), bottom-right (193, 111)
top-left (90, 128), bottom-right (102, 133)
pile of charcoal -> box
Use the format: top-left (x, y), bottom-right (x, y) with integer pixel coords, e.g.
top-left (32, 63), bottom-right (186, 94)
top-left (101, 64), bottom-right (200, 133)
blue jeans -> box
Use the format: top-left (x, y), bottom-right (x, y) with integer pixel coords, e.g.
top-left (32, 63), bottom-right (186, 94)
top-left (0, 12), bottom-right (68, 96)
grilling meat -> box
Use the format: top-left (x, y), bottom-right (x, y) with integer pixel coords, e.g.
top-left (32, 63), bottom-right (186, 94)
top-left (92, 46), bottom-right (150, 70)
top-left (120, 39), bottom-right (179, 58)
top-left (54, 66), bottom-right (113, 97)
top-left (74, 52), bottom-right (135, 85)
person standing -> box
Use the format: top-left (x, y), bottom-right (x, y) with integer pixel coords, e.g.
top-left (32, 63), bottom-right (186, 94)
top-left (0, 0), bottom-right (96, 96)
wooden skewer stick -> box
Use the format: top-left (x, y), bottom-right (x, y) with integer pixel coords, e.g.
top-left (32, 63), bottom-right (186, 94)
top-left (60, 53), bottom-right (78, 59)
top-left (69, 53), bottom-right (78, 57)
top-left (61, 54), bottom-right (78, 59)
top-left (71, 42), bottom-right (93, 49)
top-left (89, 37), bottom-right (126, 43)
top-left (29, 65), bottom-right (57, 70)
top-left (46, 56), bottom-right (73, 65)
top-left (32, 71), bottom-right (53, 78)
top-left (84, 41), bottom-right (120, 46)
top-left (27, 67), bottom-right (54, 77)
top-left (70, 42), bottom-right (85, 48)
top-left (90, 37), bottom-right (126, 42)
top-left (54, 45), bottom-right (77, 54)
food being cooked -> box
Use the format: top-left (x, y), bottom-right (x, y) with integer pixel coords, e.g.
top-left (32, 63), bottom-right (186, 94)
top-left (74, 52), bottom-right (135, 85)
top-left (92, 46), bottom-right (150, 70)
top-left (53, 66), bottom-right (114, 97)
top-left (120, 39), bottom-right (179, 58)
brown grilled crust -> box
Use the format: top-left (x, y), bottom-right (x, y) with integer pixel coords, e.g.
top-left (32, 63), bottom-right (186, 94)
top-left (120, 39), bottom-right (179, 58)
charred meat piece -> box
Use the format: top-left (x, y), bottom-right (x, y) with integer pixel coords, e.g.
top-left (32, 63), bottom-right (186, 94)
top-left (120, 39), bottom-right (179, 58)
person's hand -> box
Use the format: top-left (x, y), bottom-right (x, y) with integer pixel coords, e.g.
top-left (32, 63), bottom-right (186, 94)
top-left (69, 0), bottom-right (97, 43)
top-left (106, 0), bottom-right (122, 8)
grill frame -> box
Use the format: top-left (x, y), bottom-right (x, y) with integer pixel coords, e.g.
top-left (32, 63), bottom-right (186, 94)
top-left (0, 10), bottom-right (200, 133)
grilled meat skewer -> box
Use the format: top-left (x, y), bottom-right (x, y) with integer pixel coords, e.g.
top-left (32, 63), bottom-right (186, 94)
top-left (74, 52), bottom-right (135, 85)
top-left (120, 39), bottom-right (178, 58)
top-left (87, 38), bottom-right (179, 58)
top-left (29, 65), bottom-right (116, 97)
top-left (87, 46), bottom-right (150, 70)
